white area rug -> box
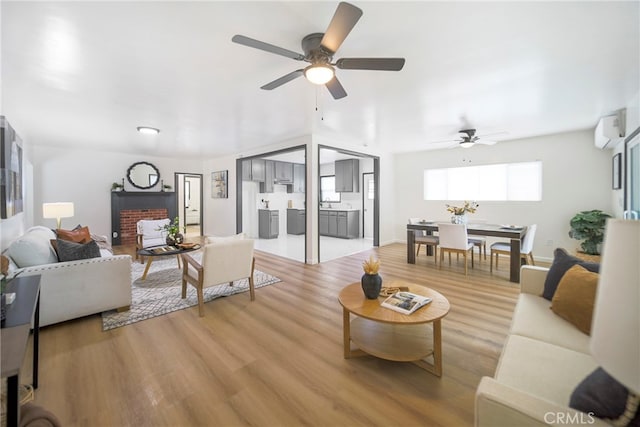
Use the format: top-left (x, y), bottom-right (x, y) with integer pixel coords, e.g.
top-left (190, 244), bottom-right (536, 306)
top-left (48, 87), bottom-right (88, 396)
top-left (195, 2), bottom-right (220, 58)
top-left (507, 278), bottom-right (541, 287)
top-left (101, 253), bottom-right (280, 330)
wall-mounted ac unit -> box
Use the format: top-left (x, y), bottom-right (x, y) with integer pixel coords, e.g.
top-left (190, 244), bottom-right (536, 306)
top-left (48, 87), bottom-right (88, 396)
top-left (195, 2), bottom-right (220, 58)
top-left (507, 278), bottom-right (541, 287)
top-left (595, 111), bottom-right (625, 149)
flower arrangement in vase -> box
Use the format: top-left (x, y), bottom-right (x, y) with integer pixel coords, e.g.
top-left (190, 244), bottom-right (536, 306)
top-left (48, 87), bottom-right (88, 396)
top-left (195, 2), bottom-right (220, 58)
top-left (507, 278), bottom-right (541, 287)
top-left (445, 201), bottom-right (479, 224)
top-left (157, 217), bottom-right (184, 246)
top-left (361, 255), bottom-right (382, 299)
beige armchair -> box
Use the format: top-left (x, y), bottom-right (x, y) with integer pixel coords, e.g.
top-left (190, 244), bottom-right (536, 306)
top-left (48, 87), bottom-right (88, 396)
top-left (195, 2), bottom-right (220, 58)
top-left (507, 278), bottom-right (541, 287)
top-left (180, 237), bottom-right (255, 317)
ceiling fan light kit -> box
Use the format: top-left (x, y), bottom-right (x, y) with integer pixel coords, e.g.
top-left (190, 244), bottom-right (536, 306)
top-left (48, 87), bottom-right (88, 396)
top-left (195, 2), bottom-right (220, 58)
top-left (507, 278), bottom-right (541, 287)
top-left (231, 1), bottom-right (405, 99)
top-left (459, 141), bottom-right (474, 148)
top-left (304, 64), bottom-right (335, 85)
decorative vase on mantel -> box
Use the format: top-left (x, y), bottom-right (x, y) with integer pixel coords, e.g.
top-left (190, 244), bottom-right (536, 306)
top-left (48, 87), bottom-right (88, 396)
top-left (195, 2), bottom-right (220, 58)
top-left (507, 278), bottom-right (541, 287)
top-left (361, 273), bottom-right (382, 299)
top-left (451, 214), bottom-right (468, 225)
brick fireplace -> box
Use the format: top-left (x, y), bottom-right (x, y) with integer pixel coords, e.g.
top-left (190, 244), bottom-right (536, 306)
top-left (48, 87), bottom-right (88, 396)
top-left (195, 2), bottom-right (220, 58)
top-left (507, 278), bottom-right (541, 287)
top-left (111, 192), bottom-right (177, 246)
top-left (119, 209), bottom-right (168, 245)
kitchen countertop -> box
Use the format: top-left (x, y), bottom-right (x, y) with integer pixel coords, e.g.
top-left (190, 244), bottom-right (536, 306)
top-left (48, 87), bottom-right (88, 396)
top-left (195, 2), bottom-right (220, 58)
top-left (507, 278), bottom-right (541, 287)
top-left (319, 208), bottom-right (360, 212)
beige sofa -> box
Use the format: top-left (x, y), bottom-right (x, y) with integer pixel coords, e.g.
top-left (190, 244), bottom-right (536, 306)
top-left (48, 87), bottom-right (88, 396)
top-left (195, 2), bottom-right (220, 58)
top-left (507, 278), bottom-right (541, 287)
top-left (5, 226), bottom-right (132, 327)
top-left (475, 265), bottom-right (609, 427)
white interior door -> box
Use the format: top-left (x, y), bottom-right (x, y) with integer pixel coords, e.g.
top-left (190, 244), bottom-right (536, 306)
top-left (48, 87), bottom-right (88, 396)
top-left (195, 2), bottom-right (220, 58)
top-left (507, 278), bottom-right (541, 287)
top-left (363, 173), bottom-right (374, 239)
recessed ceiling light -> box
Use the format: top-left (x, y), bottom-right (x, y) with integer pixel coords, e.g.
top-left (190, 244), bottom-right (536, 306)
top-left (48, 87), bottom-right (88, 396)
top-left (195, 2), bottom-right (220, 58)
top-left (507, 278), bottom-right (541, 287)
top-left (137, 126), bottom-right (160, 135)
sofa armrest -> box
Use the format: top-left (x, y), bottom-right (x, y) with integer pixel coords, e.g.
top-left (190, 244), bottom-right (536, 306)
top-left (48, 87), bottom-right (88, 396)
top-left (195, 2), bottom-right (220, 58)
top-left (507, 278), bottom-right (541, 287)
top-left (475, 377), bottom-right (607, 427)
top-left (519, 266), bottom-right (549, 296)
top-left (16, 255), bottom-right (132, 327)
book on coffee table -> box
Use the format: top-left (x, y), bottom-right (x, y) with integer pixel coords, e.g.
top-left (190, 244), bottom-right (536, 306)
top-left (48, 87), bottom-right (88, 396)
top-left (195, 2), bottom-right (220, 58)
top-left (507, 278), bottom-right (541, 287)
top-left (381, 291), bottom-right (432, 315)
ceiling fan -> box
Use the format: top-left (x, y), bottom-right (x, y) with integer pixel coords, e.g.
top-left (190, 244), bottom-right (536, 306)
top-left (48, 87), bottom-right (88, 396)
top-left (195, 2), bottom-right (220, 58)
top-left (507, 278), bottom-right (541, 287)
top-left (432, 129), bottom-right (503, 149)
top-left (231, 2), bottom-right (405, 100)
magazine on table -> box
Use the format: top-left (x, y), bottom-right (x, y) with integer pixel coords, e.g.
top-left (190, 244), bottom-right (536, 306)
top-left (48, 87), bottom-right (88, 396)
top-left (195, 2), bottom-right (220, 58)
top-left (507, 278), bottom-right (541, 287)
top-left (381, 291), bottom-right (432, 315)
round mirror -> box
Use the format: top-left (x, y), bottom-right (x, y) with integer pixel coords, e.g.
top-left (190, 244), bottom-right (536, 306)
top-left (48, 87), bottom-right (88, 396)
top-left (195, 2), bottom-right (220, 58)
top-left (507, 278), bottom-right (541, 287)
top-left (127, 161), bottom-right (160, 190)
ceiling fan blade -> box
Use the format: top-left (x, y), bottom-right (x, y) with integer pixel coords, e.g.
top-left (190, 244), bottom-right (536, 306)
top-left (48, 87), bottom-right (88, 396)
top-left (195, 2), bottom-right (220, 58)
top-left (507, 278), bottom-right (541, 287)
top-left (336, 58), bottom-right (405, 71)
top-left (326, 76), bottom-right (347, 99)
top-left (260, 69), bottom-right (304, 90)
top-left (232, 35), bottom-right (305, 61)
top-left (320, 2), bottom-right (363, 54)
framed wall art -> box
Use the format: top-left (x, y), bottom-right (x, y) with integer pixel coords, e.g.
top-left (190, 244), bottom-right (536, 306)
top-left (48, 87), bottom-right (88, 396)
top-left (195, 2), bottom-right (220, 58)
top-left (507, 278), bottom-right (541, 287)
top-left (1, 117), bottom-right (24, 219)
top-left (211, 170), bottom-right (228, 199)
top-left (612, 152), bottom-right (622, 190)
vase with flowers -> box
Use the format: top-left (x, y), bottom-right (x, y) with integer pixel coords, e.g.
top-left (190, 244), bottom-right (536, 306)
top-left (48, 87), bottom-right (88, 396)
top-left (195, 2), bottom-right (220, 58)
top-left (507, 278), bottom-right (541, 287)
top-left (157, 217), bottom-right (184, 246)
top-left (446, 201), bottom-right (479, 224)
top-left (361, 255), bottom-right (382, 299)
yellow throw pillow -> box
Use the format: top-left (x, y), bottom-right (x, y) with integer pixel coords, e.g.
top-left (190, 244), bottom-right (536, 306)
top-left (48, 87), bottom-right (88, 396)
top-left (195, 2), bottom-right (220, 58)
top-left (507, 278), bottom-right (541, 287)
top-left (551, 264), bottom-right (599, 335)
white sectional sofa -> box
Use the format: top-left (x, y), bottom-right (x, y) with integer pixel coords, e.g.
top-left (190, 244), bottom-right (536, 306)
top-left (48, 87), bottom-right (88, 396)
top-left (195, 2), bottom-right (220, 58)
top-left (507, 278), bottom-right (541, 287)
top-left (475, 265), bottom-right (609, 427)
top-left (4, 226), bottom-right (132, 327)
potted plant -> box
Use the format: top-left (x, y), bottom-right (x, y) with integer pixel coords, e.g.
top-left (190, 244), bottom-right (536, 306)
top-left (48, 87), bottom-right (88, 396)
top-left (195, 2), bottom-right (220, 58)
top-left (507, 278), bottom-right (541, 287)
top-left (568, 210), bottom-right (611, 255)
top-left (162, 184), bottom-right (172, 192)
top-left (111, 182), bottom-right (124, 191)
top-left (158, 217), bottom-right (183, 246)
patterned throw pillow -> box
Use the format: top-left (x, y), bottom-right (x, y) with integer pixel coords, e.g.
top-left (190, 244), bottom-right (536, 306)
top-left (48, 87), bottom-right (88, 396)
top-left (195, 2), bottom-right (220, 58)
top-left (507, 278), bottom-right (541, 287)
top-left (55, 239), bottom-right (101, 262)
top-left (542, 248), bottom-right (599, 300)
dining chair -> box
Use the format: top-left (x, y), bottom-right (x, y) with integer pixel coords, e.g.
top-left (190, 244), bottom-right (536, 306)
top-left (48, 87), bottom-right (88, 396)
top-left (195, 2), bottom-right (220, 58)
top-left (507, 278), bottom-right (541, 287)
top-left (181, 236), bottom-right (255, 317)
top-left (438, 223), bottom-right (474, 275)
top-left (490, 224), bottom-right (537, 272)
top-left (136, 218), bottom-right (170, 263)
top-left (468, 219), bottom-right (488, 260)
top-left (408, 218), bottom-right (439, 263)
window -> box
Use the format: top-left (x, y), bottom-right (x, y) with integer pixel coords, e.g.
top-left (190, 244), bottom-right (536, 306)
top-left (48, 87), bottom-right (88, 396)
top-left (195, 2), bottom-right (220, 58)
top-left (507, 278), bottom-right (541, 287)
top-left (320, 175), bottom-right (340, 202)
top-left (423, 161), bottom-right (542, 201)
top-left (367, 178), bottom-right (375, 200)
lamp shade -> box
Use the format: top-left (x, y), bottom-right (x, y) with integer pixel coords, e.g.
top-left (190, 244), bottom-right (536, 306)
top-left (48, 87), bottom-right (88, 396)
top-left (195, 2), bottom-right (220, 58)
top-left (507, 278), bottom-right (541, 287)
top-left (590, 219), bottom-right (640, 393)
top-left (42, 202), bottom-right (74, 229)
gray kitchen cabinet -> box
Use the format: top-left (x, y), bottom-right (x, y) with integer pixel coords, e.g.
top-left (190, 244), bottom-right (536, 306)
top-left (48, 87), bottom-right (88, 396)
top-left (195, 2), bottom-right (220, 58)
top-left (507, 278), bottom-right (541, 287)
top-left (242, 159), bottom-right (266, 182)
top-left (319, 211), bottom-right (329, 235)
top-left (287, 209), bottom-right (305, 235)
top-left (337, 212), bottom-right (347, 236)
top-left (275, 161), bottom-right (293, 184)
top-left (328, 211), bottom-right (338, 236)
top-left (260, 160), bottom-right (275, 193)
top-left (335, 159), bottom-right (359, 192)
top-left (259, 209), bottom-right (279, 239)
top-left (319, 209), bottom-right (360, 239)
top-left (292, 163), bottom-right (305, 193)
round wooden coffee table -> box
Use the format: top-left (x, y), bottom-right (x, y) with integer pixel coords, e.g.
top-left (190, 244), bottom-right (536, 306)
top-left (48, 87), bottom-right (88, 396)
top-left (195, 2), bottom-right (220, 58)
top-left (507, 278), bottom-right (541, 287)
top-left (338, 280), bottom-right (450, 376)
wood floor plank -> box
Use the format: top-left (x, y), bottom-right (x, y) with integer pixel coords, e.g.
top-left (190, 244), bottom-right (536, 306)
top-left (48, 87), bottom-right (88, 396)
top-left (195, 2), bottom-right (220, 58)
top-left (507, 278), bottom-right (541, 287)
top-left (20, 242), bottom-right (524, 426)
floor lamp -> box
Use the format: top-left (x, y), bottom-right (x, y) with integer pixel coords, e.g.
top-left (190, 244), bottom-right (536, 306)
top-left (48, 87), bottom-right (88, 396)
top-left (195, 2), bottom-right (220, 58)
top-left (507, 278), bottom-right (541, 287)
top-left (42, 202), bottom-right (74, 229)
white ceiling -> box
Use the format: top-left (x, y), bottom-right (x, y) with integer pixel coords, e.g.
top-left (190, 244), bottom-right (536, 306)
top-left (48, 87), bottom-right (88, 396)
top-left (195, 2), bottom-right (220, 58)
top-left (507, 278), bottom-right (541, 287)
top-left (2, 1), bottom-right (638, 158)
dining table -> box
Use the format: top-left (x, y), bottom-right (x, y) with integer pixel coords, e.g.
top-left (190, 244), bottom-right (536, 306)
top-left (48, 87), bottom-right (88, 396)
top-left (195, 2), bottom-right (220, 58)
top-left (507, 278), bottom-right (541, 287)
top-left (407, 222), bottom-right (528, 283)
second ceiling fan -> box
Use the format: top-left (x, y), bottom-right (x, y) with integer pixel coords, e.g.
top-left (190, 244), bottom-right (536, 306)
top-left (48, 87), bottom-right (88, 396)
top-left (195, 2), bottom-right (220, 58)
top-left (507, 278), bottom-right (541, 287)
top-left (232, 2), bottom-right (405, 100)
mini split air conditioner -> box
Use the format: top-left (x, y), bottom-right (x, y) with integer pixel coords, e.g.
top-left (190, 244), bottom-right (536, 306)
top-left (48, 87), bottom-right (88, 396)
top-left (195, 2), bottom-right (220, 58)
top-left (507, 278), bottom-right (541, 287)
top-left (595, 111), bottom-right (625, 149)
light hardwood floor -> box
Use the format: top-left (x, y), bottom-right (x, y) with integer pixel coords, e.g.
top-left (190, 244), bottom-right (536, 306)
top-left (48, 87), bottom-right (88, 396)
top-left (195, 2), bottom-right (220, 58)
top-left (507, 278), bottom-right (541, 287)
top-left (23, 243), bottom-right (523, 426)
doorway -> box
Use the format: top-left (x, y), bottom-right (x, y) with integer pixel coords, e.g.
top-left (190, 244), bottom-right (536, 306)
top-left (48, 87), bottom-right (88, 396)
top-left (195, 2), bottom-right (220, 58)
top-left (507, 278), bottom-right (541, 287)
top-left (362, 172), bottom-right (374, 239)
top-left (175, 173), bottom-right (203, 237)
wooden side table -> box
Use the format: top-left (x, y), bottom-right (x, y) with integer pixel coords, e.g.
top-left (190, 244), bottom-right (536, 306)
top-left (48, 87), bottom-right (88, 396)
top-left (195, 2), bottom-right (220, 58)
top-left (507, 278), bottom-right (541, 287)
top-left (1, 275), bottom-right (41, 427)
top-left (338, 280), bottom-right (450, 376)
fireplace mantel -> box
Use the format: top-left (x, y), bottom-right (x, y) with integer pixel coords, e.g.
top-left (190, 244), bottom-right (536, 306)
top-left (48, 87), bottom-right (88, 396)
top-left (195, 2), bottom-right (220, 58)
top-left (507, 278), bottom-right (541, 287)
top-left (111, 191), bottom-right (177, 245)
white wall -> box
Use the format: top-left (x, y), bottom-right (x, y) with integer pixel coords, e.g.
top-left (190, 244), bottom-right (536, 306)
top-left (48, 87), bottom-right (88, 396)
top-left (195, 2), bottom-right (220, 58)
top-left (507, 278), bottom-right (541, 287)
top-left (393, 129), bottom-right (612, 260)
top-left (29, 145), bottom-right (203, 239)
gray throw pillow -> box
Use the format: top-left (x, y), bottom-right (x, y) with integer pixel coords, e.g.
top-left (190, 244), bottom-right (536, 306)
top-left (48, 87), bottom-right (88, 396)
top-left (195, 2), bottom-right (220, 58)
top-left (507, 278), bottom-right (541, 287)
top-left (542, 248), bottom-right (599, 300)
top-left (56, 239), bottom-right (101, 262)
top-left (570, 367), bottom-right (640, 426)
